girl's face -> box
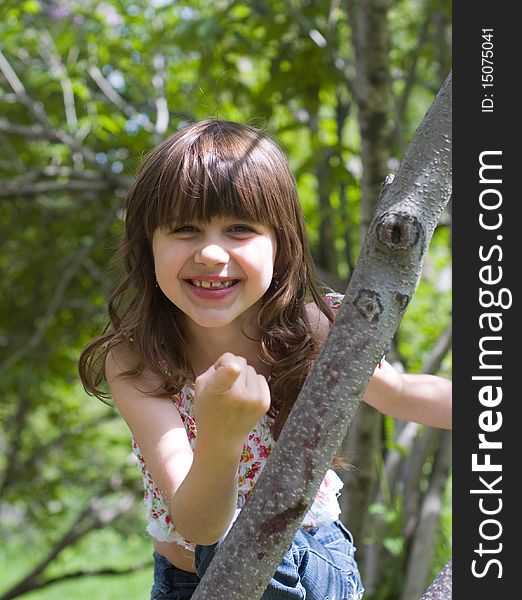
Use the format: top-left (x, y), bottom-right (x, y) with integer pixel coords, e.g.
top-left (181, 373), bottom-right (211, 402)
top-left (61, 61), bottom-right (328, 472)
top-left (152, 217), bottom-right (276, 332)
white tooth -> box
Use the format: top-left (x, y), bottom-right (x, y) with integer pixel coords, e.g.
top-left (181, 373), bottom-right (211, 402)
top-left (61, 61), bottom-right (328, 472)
top-left (191, 279), bottom-right (237, 289)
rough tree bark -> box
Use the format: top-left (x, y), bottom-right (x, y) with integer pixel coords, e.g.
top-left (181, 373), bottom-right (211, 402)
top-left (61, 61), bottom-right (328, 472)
top-left (191, 71), bottom-right (452, 600)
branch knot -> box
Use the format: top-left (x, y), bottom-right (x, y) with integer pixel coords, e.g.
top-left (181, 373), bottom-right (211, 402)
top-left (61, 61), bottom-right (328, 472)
top-left (353, 289), bottom-right (383, 323)
top-left (376, 212), bottom-right (422, 251)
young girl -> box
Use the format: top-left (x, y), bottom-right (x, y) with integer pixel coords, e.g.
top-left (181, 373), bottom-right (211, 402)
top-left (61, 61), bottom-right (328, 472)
top-left (79, 119), bottom-right (451, 600)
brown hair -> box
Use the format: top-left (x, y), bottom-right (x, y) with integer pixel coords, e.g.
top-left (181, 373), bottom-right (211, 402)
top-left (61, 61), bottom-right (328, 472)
top-left (78, 119), bottom-right (334, 439)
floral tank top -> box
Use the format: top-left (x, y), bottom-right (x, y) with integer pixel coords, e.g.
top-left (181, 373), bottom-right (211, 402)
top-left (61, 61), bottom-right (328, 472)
top-left (132, 292), bottom-right (345, 550)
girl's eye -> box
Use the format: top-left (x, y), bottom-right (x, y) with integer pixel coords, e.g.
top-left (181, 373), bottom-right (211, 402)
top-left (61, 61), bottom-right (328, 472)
top-left (229, 224), bottom-right (255, 234)
top-left (172, 225), bottom-right (198, 234)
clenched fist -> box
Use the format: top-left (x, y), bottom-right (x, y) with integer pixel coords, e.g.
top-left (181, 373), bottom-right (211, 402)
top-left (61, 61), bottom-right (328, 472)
top-left (193, 353), bottom-right (271, 446)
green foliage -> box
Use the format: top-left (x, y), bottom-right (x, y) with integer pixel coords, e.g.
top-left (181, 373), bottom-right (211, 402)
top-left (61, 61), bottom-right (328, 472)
top-left (0, 0), bottom-right (451, 596)
top-left (0, 528), bottom-right (152, 599)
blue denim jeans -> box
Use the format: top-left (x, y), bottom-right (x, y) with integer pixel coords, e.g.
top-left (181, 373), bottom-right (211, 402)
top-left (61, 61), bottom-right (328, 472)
top-left (151, 520), bottom-right (364, 600)
top-left (151, 552), bottom-right (199, 599)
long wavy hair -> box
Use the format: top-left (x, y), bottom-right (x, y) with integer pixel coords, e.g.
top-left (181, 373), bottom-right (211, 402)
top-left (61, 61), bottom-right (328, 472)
top-left (78, 119), bottom-right (334, 439)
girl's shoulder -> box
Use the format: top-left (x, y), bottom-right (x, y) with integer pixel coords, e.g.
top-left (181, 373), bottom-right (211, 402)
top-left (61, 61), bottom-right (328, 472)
top-left (105, 340), bottom-right (164, 396)
top-left (105, 339), bottom-right (138, 373)
top-left (305, 292), bottom-right (344, 343)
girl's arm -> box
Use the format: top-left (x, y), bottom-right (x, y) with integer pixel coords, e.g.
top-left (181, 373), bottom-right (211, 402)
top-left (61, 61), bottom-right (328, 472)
top-left (106, 345), bottom-right (269, 546)
top-left (306, 302), bottom-right (452, 430)
top-left (363, 359), bottom-right (452, 429)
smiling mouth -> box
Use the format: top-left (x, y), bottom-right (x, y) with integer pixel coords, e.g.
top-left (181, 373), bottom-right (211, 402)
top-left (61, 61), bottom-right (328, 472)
top-left (188, 279), bottom-right (240, 289)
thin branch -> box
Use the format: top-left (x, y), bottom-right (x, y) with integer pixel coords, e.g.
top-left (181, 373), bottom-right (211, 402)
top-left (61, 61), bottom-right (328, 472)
top-left (87, 64), bottom-right (154, 132)
top-left (152, 53), bottom-right (169, 134)
top-left (0, 48), bottom-right (25, 94)
top-left (0, 49), bottom-right (120, 179)
top-left (362, 418), bottom-right (420, 595)
top-left (38, 29), bottom-right (79, 132)
top-left (0, 179), bottom-right (114, 198)
top-left (39, 166), bottom-right (104, 178)
top-left (13, 561), bottom-right (154, 597)
top-left (421, 323), bottom-right (451, 375)
top-left (402, 428), bottom-right (440, 540)
top-left (0, 118), bottom-right (61, 141)
top-left (327, 0), bottom-right (342, 34)
top-left (335, 91), bottom-right (354, 279)
top-left (0, 166), bottom-right (132, 199)
top-left (81, 256), bottom-right (111, 287)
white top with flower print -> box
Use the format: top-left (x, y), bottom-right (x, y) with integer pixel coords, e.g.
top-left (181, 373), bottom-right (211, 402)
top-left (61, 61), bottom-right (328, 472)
top-left (132, 292), bottom-right (346, 550)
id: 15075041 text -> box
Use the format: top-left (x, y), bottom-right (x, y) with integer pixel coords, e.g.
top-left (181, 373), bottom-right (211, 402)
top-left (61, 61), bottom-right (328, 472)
top-left (481, 28), bottom-right (494, 113)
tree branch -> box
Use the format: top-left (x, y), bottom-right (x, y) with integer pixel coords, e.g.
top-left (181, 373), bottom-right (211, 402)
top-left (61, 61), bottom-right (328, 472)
top-left (191, 72), bottom-right (452, 600)
top-left (0, 179), bottom-right (114, 199)
top-left (3, 561), bottom-right (153, 598)
top-left (0, 48), bottom-right (25, 95)
top-left (37, 28), bottom-right (79, 132)
top-left (422, 323), bottom-right (451, 375)
top-left (0, 49), bottom-right (121, 180)
top-left (402, 428), bottom-right (440, 540)
top-left (0, 165), bottom-right (132, 200)
top-left (87, 64), bottom-right (154, 132)
top-left (0, 118), bottom-right (61, 141)
top-left (152, 53), bottom-right (169, 134)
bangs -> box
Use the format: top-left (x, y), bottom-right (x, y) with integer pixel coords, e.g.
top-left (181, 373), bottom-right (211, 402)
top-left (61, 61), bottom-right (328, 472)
top-left (164, 154), bottom-right (276, 227)
top-left (142, 121), bottom-right (296, 237)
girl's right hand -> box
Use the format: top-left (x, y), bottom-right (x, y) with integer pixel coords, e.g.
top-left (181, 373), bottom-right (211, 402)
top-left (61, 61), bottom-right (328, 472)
top-left (194, 353), bottom-right (271, 444)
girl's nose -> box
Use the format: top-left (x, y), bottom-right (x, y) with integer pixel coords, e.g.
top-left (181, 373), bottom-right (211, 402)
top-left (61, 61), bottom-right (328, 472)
top-left (194, 243), bottom-right (230, 265)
